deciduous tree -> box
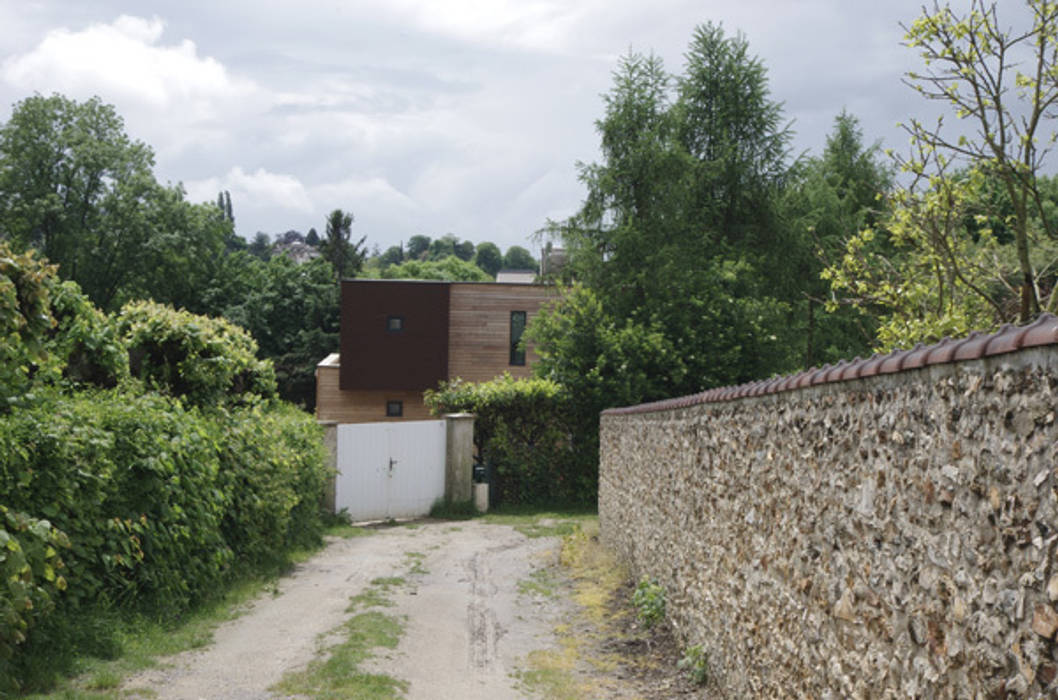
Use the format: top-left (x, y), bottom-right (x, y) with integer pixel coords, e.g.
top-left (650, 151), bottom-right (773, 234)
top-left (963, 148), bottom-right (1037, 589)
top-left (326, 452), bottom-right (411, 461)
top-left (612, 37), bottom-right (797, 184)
top-left (901, 0), bottom-right (1058, 320)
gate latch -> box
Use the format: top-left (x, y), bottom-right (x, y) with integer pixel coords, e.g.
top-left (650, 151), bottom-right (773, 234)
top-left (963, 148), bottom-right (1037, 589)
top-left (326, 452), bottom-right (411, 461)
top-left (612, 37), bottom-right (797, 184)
top-left (388, 457), bottom-right (398, 474)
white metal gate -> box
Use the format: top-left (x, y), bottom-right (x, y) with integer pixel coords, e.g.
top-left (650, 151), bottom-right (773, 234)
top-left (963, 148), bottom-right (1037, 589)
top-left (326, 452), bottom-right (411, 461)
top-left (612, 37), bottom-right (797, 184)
top-left (335, 420), bottom-right (446, 521)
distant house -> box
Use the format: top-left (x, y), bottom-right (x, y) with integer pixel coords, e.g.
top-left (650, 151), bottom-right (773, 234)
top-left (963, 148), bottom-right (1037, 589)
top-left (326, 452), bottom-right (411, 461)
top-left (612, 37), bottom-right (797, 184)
top-left (272, 241), bottom-right (320, 265)
top-left (316, 279), bottom-right (556, 423)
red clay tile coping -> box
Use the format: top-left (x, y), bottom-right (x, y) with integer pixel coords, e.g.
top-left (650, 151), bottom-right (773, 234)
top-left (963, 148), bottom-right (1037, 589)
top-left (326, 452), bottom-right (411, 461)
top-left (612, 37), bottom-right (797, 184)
top-left (602, 313), bottom-right (1058, 416)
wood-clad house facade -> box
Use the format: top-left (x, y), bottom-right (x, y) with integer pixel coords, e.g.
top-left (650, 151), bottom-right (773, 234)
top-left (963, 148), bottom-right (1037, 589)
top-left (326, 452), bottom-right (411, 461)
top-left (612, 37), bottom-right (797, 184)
top-left (316, 279), bottom-right (555, 423)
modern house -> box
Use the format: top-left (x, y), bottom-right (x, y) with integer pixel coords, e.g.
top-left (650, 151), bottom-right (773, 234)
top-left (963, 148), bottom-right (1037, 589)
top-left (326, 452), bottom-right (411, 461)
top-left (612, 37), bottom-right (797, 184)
top-left (316, 279), bottom-right (556, 423)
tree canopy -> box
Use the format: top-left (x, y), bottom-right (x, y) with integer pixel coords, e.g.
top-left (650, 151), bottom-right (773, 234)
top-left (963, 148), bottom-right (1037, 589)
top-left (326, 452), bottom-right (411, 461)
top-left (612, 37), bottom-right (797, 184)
top-left (0, 94), bottom-right (230, 312)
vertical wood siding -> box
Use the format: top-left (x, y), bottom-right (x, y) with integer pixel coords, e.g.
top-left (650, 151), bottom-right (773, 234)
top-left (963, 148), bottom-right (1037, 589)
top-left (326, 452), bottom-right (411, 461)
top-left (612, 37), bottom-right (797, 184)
top-left (446, 284), bottom-right (555, 383)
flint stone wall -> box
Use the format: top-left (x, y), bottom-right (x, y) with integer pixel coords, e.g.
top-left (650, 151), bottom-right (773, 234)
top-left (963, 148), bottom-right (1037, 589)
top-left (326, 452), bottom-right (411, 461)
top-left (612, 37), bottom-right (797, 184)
top-left (600, 348), bottom-right (1058, 697)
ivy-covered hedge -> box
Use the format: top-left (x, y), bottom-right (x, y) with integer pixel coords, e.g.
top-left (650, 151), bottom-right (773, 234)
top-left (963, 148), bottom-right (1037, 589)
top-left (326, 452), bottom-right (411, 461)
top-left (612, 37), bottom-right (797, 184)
top-left (424, 374), bottom-right (586, 505)
top-left (118, 300), bottom-right (277, 406)
top-left (0, 389), bottom-right (330, 689)
top-left (0, 245), bottom-right (55, 410)
top-left (0, 245), bottom-right (330, 692)
top-left (0, 508), bottom-right (69, 690)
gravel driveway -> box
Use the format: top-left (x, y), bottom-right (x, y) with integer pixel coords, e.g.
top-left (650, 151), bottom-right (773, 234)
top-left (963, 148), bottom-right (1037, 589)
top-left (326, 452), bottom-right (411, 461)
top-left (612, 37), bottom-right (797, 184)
top-left (122, 519), bottom-right (568, 699)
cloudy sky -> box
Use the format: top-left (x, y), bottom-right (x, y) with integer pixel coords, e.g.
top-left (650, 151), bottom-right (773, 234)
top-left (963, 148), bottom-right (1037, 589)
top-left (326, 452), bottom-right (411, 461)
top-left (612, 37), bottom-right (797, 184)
top-left (0, 0), bottom-right (933, 254)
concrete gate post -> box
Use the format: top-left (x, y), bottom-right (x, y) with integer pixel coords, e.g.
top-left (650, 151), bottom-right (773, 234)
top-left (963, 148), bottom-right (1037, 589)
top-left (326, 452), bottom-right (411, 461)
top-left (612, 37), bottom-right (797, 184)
top-left (318, 420), bottom-right (338, 513)
top-left (444, 413), bottom-right (475, 504)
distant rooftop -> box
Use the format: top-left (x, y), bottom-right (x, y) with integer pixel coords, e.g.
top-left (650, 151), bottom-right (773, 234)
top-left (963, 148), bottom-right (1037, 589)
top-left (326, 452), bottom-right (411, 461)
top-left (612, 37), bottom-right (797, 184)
top-left (496, 269), bottom-right (536, 284)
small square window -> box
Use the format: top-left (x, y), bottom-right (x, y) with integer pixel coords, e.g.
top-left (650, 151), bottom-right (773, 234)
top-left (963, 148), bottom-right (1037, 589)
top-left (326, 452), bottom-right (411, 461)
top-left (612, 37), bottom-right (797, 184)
top-left (386, 400), bottom-right (403, 417)
top-left (386, 316), bottom-right (404, 332)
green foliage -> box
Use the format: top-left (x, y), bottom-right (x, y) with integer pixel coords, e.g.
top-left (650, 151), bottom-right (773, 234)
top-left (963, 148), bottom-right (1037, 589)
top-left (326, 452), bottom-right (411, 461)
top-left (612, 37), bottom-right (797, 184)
top-left (525, 285), bottom-right (684, 501)
top-left (117, 300), bottom-right (277, 406)
top-left (380, 254), bottom-right (492, 281)
top-left (453, 238), bottom-right (475, 261)
top-left (427, 233), bottom-right (458, 260)
top-left (677, 644), bottom-right (708, 685)
top-left (424, 374), bottom-right (581, 505)
top-left (632, 577), bottom-right (665, 629)
top-left (0, 388), bottom-right (330, 689)
top-left (0, 94), bottom-right (233, 312)
top-left (503, 245), bottom-right (536, 270)
top-left (41, 280), bottom-right (130, 389)
top-left (321, 209), bottom-right (366, 280)
top-left (473, 241), bottom-right (503, 277)
top-left (406, 234), bottom-right (431, 260)
top-left (902, 0), bottom-right (1058, 319)
top-left (213, 255), bottom-right (339, 407)
top-left (552, 26), bottom-right (800, 404)
top-left (379, 244), bottom-right (404, 268)
top-left (218, 401), bottom-right (332, 565)
top-left (0, 242), bottom-right (55, 410)
top-left (780, 112), bottom-right (891, 364)
top-left (0, 507), bottom-right (70, 693)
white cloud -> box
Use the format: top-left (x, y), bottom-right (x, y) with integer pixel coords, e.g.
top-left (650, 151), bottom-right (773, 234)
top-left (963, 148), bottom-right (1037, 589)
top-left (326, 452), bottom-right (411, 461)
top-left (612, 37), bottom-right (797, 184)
top-left (378, 0), bottom-right (596, 52)
top-left (311, 176), bottom-right (419, 213)
top-left (0, 15), bottom-right (255, 117)
top-left (186, 166), bottom-right (313, 213)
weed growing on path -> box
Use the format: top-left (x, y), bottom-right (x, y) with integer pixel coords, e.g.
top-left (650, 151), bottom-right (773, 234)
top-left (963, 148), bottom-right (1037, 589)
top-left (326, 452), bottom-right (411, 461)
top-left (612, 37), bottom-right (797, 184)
top-left (273, 575), bottom-right (409, 700)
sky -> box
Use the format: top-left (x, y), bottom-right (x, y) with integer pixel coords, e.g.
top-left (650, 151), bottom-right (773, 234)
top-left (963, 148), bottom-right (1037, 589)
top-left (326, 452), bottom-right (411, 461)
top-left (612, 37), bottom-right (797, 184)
top-left (0, 0), bottom-right (934, 255)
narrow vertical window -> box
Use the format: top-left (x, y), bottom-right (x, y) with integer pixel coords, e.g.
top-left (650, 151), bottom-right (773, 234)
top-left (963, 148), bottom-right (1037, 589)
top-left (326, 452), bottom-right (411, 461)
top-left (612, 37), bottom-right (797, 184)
top-left (386, 400), bottom-right (403, 417)
top-left (510, 310), bottom-right (527, 366)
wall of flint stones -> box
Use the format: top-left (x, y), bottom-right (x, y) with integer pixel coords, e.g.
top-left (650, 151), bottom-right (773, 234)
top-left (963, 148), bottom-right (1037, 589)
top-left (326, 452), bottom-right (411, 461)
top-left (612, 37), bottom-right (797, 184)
top-left (600, 348), bottom-right (1058, 697)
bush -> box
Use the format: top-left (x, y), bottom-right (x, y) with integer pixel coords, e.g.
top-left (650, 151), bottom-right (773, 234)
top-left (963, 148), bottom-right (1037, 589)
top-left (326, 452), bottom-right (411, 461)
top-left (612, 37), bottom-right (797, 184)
top-left (117, 300), bottom-right (277, 406)
top-left (218, 401), bottom-right (331, 565)
top-left (0, 243), bottom-right (56, 410)
top-left (424, 374), bottom-right (585, 505)
top-left (0, 388), bottom-right (330, 688)
top-left (0, 389), bottom-right (231, 612)
top-left (41, 280), bottom-right (130, 389)
top-left (0, 508), bottom-right (70, 693)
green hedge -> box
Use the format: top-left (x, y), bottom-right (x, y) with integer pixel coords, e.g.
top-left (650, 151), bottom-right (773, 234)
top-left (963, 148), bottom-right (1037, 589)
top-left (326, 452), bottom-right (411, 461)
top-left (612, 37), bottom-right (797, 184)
top-left (117, 300), bottom-right (277, 406)
top-left (0, 389), bottom-right (330, 690)
top-left (424, 374), bottom-right (586, 505)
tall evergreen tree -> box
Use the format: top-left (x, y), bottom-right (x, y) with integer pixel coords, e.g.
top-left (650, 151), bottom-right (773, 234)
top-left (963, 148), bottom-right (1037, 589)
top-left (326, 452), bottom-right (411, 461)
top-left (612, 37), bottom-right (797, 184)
top-left (320, 209), bottom-right (366, 280)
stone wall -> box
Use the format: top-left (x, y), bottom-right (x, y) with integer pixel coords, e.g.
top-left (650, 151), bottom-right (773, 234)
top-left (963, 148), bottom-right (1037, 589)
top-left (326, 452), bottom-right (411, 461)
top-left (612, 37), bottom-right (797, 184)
top-left (600, 338), bottom-right (1058, 696)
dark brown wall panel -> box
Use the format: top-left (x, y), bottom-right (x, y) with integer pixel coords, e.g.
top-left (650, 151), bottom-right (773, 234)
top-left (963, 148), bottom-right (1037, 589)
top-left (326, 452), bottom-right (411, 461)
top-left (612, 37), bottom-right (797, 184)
top-left (340, 280), bottom-right (449, 390)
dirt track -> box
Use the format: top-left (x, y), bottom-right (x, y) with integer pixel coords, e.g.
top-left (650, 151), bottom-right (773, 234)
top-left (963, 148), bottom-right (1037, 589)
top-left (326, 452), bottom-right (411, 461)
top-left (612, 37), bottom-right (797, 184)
top-left (123, 520), bottom-right (567, 699)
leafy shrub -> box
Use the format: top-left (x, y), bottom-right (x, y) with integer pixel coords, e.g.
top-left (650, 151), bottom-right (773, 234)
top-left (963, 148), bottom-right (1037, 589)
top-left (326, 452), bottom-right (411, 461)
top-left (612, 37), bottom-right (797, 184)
top-left (677, 644), bottom-right (708, 685)
top-left (0, 387), bottom-right (330, 688)
top-left (0, 243), bottom-right (56, 410)
top-left (525, 284), bottom-right (684, 503)
top-left (0, 389), bottom-right (231, 612)
top-left (632, 577), bottom-right (666, 629)
top-left (218, 401), bottom-right (331, 565)
top-left (0, 508), bottom-right (69, 693)
top-left (117, 300), bottom-right (277, 406)
top-left (424, 374), bottom-right (581, 505)
top-left (40, 280), bottom-right (129, 389)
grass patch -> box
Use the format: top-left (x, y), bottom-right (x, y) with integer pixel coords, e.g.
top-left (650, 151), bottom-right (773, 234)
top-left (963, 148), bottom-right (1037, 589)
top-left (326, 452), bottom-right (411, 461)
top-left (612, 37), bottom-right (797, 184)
top-left (517, 567), bottom-right (560, 599)
top-left (428, 499), bottom-right (478, 520)
top-left (24, 528), bottom-right (368, 698)
top-left (22, 570), bottom-right (288, 699)
top-left (326, 523), bottom-right (377, 538)
top-left (271, 611), bottom-right (407, 700)
top-left (403, 552), bottom-right (428, 576)
top-left (482, 506), bottom-right (597, 539)
top-left (514, 517), bottom-right (633, 699)
top-left (514, 641), bottom-right (589, 700)
top-left (274, 575), bottom-right (409, 699)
